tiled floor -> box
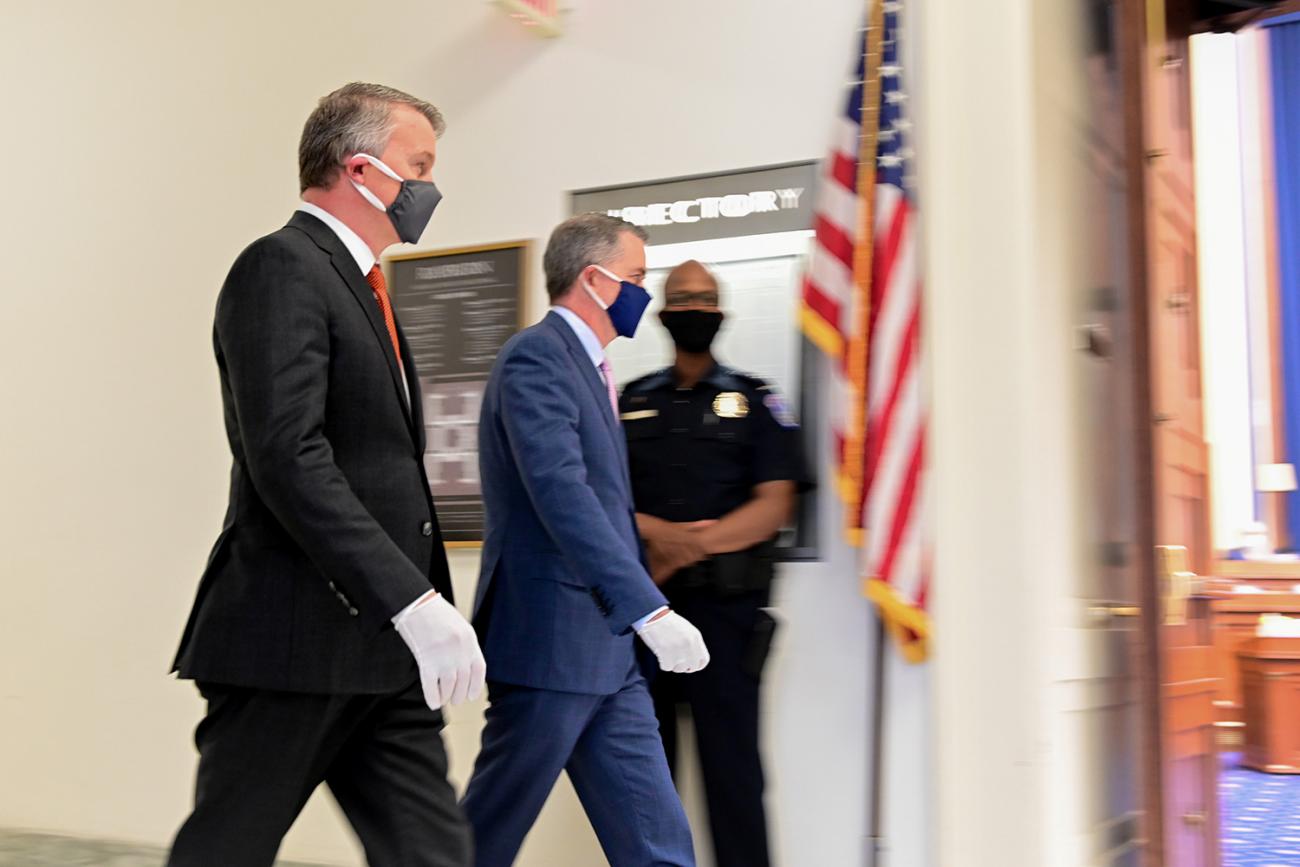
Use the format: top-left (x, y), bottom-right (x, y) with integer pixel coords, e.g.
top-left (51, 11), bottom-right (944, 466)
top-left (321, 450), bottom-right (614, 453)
top-left (1221, 752), bottom-right (1300, 867)
top-left (0, 830), bottom-right (333, 866)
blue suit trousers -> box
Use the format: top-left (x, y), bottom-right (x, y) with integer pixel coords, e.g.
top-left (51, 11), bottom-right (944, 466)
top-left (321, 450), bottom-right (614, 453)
top-left (461, 668), bottom-right (694, 867)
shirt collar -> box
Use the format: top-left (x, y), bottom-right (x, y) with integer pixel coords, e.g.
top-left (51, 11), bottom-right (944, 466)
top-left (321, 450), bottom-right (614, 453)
top-left (702, 363), bottom-right (737, 390)
top-left (641, 363), bottom-right (729, 392)
top-left (550, 305), bottom-right (605, 368)
top-left (296, 201), bottom-right (376, 275)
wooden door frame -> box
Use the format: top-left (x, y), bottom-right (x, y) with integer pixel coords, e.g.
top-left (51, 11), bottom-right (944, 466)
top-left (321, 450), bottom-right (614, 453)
top-left (1116, 0), bottom-right (1168, 860)
top-left (1125, 0), bottom-right (1284, 862)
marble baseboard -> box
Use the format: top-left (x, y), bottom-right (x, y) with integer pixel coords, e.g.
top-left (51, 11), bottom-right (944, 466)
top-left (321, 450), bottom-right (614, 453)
top-left (0, 830), bottom-right (334, 866)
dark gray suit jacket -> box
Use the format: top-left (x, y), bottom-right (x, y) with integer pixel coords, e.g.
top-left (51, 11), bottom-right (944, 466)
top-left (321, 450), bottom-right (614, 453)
top-left (172, 211), bottom-right (452, 694)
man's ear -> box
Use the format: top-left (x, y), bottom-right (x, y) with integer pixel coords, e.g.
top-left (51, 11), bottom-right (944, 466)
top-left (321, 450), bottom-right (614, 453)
top-left (343, 155), bottom-right (369, 184)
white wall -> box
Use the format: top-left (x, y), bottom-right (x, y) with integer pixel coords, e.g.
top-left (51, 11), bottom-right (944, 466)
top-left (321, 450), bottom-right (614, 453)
top-left (1237, 28), bottom-right (1282, 486)
top-left (922, 0), bottom-right (1046, 858)
top-left (921, 0), bottom-right (1114, 864)
top-left (0, 1), bottom-right (920, 865)
top-left (1191, 33), bottom-right (1257, 552)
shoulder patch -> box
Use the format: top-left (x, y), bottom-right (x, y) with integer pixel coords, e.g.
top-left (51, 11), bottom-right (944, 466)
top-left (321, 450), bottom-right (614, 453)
top-left (763, 391), bottom-right (798, 428)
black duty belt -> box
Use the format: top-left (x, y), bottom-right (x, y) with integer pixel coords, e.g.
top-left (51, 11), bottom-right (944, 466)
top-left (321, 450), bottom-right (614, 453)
top-left (673, 539), bottom-right (777, 596)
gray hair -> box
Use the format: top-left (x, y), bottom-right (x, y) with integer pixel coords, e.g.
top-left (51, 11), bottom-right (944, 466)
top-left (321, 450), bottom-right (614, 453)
top-left (544, 213), bottom-right (649, 302)
top-left (298, 82), bottom-right (446, 192)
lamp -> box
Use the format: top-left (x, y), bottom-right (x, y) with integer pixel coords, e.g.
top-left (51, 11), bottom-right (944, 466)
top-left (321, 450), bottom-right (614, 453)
top-left (1258, 463), bottom-right (1298, 493)
top-left (1257, 463), bottom-right (1298, 553)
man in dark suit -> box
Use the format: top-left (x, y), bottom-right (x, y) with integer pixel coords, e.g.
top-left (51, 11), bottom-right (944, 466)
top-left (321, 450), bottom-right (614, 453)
top-left (168, 82), bottom-right (484, 867)
top-left (460, 214), bottom-right (710, 867)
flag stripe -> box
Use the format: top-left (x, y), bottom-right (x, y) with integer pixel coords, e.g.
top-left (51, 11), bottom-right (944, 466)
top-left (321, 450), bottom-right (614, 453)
top-left (864, 304), bottom-right (919, 484)
top-left (834, 115), bottom-right (861, 157)
top-left (830, 152), bottom-right (858, 193)
top-left (814, 215), bottom-right (856, 271)
top-left (873, 433), bottom-right (924, 584)
top-left (889, 486), bottom-right (925, 599)
top-left (867, 215), bottom-right (915, 413)
top-left (820, 179), bottom-right (865, 241)
top-left (809, 242), bottom-right (856, 308)
top-left (865, 365), bottom-right (921, 560)
top-left (802, 277), bottom-right (842, 323)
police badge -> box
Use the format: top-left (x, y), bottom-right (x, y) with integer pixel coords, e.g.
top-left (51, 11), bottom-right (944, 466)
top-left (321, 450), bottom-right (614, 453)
top-left (712, 392), bottom-right (749, 419)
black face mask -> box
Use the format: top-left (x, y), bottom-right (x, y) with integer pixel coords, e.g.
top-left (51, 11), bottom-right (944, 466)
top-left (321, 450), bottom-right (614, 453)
top-left (661, 310), bottom-right (723, 353)
top-left (351, 153), bottom-right (442, 244)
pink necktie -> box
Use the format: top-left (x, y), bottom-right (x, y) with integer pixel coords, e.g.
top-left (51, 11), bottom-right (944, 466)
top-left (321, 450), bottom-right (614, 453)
top-left (598, 357), bottom-right (619, 420)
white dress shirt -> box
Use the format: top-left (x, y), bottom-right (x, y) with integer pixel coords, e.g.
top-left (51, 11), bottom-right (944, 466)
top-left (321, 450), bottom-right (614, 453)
top-left (297, 201), bottom-right (375, 274)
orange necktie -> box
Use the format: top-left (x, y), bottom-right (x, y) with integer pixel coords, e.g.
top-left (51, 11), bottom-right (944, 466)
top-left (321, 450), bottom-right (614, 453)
top-left (366, 265), bottom-right (404, 370)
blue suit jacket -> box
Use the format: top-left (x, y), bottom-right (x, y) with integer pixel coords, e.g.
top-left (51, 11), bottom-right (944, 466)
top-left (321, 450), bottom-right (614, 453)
top-left (473, 311), bottom-right (668, 695)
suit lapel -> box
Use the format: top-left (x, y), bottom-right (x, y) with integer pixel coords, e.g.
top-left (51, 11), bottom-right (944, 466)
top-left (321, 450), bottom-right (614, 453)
top-left (287, 212), bottom-right (416, 444)
top-left (333, 255), bottom-right (416, 436)
top-left (398, 325), bottom-right (425, 451)
top-left (543, 312), bottom-right (628, 470)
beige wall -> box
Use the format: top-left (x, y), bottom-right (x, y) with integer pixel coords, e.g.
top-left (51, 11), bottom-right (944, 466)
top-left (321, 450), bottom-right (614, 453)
top-left (922, 0), bottom-right (1125, 864)
top-left (0, 1), bottom-right (905, 865)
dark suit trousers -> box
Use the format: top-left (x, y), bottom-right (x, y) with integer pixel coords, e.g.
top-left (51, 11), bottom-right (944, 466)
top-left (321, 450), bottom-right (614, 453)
top-left (652, 588), bottom-right (771, 867)
top-left (461, 670), bottom-right (694, 867)
top-left (167, 679), bottom-right (471, 867)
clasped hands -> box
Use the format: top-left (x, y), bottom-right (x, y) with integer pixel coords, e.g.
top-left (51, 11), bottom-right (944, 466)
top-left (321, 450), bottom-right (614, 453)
top-left (642, 517), bottom-right (718, 585)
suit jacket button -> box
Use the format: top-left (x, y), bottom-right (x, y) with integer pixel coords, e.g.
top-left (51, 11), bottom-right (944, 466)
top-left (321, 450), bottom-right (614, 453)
top-left (421, 521), bottom-right (433, 537)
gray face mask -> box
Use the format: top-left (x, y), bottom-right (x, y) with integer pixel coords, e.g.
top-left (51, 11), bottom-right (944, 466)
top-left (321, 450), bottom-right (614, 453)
top-left (350, 153), bottom-right (442, 244)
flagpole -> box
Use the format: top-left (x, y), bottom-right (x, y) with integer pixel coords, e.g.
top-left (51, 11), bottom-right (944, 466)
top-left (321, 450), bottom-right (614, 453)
top-left (856, 1), bottom-right (888, 864)
top-left (843, 0), bottom-right (885, 544)
top-left (866, 614), bottom-right (887, 867)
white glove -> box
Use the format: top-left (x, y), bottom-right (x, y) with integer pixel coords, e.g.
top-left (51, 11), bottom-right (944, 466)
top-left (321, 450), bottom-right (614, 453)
top-left (636, 610), bottom-right (710, 673)
top-left (393, 592), bottom-right (487, 711)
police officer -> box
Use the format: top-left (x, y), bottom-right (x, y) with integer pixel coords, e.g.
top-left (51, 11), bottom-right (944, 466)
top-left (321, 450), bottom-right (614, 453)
top-left (619, 259), bottom-right (808, 867)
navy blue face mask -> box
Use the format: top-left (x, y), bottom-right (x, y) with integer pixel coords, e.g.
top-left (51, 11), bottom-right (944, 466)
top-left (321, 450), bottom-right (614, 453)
top-left (584, 264), bottom-right (651, 338)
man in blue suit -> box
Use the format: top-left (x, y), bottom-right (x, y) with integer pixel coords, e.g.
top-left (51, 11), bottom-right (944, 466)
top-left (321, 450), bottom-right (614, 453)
top-left (462, 214), bottom-right (710, 866)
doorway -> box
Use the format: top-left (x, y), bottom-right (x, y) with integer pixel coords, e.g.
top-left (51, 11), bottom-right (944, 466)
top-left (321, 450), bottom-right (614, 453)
top-left (1087, 0), bottom-right (1300, 865)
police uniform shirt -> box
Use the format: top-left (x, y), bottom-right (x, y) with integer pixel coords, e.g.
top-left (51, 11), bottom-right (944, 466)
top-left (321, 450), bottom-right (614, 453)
top-left (619, 364), bottom-right (808, 523)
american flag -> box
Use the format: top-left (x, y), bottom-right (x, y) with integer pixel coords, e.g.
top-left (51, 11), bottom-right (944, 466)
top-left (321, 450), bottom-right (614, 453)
top-left (800, 1), bottom-right (930, 661)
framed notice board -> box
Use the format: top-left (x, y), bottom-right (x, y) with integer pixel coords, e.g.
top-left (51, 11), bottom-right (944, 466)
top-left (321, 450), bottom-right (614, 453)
top-left (386, 241), bottom-right (529, 546)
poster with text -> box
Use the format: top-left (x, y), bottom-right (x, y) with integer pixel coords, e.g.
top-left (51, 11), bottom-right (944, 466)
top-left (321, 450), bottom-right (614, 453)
top-left (388, 241), bottom-right (527, 544)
